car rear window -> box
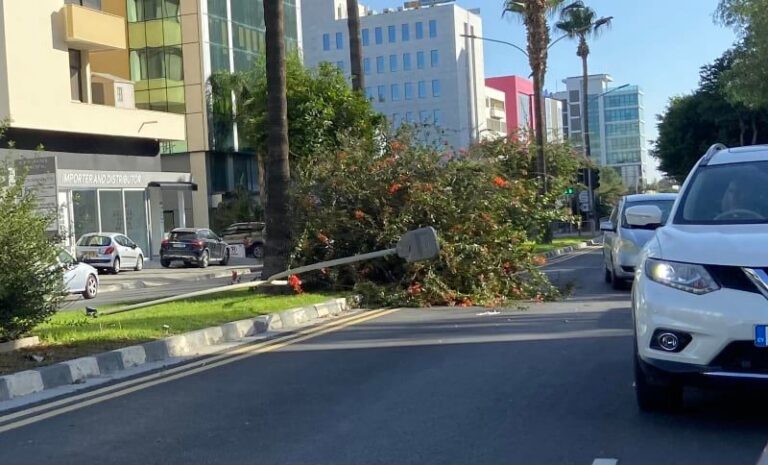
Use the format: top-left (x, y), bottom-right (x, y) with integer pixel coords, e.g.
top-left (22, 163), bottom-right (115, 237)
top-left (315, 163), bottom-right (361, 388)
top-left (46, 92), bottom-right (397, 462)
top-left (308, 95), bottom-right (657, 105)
top-left (77, 235), bottom-right (111, 246)
top-left (170, 231), bottom-right (198, 241)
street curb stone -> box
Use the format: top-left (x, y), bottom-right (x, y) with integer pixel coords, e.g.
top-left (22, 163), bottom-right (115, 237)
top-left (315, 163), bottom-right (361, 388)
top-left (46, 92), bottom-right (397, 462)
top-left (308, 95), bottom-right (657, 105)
top-left (0, 298), bottom-right (353, 403)
top-left (540, 238), bottom-right (599, 260)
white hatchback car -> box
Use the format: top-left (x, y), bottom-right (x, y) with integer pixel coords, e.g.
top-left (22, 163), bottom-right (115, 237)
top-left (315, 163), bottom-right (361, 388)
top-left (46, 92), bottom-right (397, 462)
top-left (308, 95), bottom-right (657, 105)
top-left (601, 193), bottom-right (677, 289)
top-left (75, 233), bottom-right (144, 274)
top-left (58, 249), bottom-right (99, 299)
top-left (632, 143), bottom-right (768, 411)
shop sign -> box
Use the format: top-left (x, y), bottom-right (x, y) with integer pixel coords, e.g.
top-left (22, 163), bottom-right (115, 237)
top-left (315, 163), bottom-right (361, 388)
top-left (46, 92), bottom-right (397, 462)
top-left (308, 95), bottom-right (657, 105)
top-left (14, 157), bottom-right (59, 232)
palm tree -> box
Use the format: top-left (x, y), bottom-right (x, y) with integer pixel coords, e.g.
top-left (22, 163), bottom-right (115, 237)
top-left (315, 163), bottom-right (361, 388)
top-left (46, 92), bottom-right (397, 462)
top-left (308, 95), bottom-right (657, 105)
top-left (262, 0), bottom-right (291, 277)
top-left (556, 1), bottom-right (612, 160)
top-left (503, 0), bottom-right (565, 193)
top-left (346, 0), bottom-right (365, 92)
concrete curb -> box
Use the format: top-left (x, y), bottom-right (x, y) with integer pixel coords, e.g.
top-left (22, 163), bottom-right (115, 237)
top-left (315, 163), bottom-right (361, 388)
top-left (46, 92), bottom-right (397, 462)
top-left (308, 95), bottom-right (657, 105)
top-left (540, 237), bottom-right (600, 260)
top-left (99, 266), bottom-right (260, 294)
top-left (0, 297), bottom-right (350, 403)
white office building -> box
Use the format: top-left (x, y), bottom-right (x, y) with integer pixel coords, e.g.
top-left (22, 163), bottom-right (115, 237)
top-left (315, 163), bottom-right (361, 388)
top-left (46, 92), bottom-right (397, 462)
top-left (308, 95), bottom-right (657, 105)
top-left (301, 0), bottom-right (493, 150)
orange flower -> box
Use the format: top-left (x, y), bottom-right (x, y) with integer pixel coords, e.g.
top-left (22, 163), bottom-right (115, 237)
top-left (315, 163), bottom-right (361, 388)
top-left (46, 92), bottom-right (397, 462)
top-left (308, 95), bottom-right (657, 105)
top-left (493, 176), bottom-right (509, 188)
top-left (354, 209), bottom-right (365, 221)
top-left (288, 275), bottom-right (303, 294)
top-left (533, 255), bottom-right (547, 266)
top-left (388, 183), bottom-right (402, 194)
top-left (407, 282), bottom-right (423, 295)
top-left (459, 297), bottom-right (473, 307)
top-left (317, 233), bottom-right (330, 244)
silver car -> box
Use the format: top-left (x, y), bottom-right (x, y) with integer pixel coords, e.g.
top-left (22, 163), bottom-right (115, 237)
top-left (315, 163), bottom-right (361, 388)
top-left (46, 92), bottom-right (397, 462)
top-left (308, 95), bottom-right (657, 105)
top-left (75, 232), bottom-right (145, 274)
top-left (600, 193), bottom-right (677, 289)
top-left (58, 249), bottom-right (99, 299)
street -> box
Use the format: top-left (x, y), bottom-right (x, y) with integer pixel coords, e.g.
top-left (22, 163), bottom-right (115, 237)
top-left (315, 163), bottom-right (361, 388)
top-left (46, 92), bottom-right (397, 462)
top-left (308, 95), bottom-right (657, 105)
top-left (2, 248), bottom-right (768, 464)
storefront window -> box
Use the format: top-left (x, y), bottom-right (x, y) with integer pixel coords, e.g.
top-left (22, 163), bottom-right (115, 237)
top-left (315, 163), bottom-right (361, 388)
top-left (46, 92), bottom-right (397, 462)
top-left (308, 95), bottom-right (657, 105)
top-left (72, 190), bottom-right (99, 241)
top-left (124, 191), bottom-right (149, 254)
top-left (99, 191), bottom-right (125, 233)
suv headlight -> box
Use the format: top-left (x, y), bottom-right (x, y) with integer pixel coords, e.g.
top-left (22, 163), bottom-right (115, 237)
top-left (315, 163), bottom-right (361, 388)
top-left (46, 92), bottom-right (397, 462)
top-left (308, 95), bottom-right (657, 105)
top-left (645, 259), bottom-right (720, 295)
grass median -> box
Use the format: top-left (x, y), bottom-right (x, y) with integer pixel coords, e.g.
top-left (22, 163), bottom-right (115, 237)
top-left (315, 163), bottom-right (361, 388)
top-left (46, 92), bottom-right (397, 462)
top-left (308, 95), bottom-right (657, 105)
top-left (531, 236), bottom-right (589, 254)
top-left (0, 290), bottom-right (339, 375)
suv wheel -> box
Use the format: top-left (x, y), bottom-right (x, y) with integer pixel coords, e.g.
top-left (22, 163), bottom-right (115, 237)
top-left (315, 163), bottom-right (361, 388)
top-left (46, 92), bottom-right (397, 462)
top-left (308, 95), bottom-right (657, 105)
top-left (112, 257), bottom-right (121, 274)
top-left (634, 352), bottom-right (683, 412)
top-left (251, 243), bottom-right (264, 259)
top-left (220, 248), bottom-right (230, 266)
top-left (161, 258), bottom-right (171, 268)
top-left (198, 250), bottom-right (209, 268)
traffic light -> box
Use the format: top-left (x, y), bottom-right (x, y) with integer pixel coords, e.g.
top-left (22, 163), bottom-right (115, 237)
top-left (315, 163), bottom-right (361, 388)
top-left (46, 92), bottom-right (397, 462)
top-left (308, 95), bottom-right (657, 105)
top-left (591, 168), bottom-right (601, 190)
top-left (564, 186), bottom-right (575, 195)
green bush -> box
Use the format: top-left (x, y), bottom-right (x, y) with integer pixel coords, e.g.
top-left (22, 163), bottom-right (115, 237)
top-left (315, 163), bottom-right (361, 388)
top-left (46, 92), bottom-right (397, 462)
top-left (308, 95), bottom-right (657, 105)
top-left (289, 132), bottom-right (579, 307)
top-left (0, 163), bottom-right (65, 341)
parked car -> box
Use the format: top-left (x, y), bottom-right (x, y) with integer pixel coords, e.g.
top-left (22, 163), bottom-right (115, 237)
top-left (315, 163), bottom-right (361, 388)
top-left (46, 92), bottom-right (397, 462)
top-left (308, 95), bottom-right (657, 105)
top-left (632, 143), bottom-right (768, 411)
top-left (221, 222), bottom-right (265, 258)
top-left (75, 232), bottom-right (144, 274)
top-left (160, 228), bottom-right (230, 268)
top-left (600, 193), bottom-right (677, 289)
top-left (58, 249), bottom-right (99, 299)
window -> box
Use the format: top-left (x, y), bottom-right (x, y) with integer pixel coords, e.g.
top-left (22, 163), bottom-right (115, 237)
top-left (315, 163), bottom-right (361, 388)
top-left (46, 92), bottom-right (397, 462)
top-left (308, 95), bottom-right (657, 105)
top-left (402, 24), bottom-right (410, 41)
top-left (388, 25), bottom-right (396, 43)
top-left (336, 60), bottom-right (345, 71)
top-left (404, 82), bottom-right (414, 100)
top-left (433, 109), bottom-right (442, 125)
top-left (403, 53), bottom-right (412, 71)
top-left (420, 111), bottom-right (429, 122)
top-left (418, 80), bottom-right (427, 99)
top-left (376, 56), bottom-right (385, 73)
top-left (116, 87), bottom-right (124, 103)
top-left (362, 28), bottom-right (370, 46)
top-left (417, 51), bottom-right (425, 69)
top-left (322, 33), bottom-right (331, 51)
top-left (377, 85), bottom-right (386, 103)
top-left (406, 111), bottom-right (414, 123)
top-left (430, 49), bottom-right (439, 67)
top-left (415, 21), bottom-right (424, 39)
top-left (375, 27), bottom-right (383, 44)
top-left (432, 79), bottom-right (441, 97)
top-left (363, 58), bottom-right (371, 75)
top-left (336, 32), bottom-right (344, 49)
top-left (365, 87), bottom-right (373, 99)
top-left (605, 108), bottom-right (639, 122)
top-left (391, 84), bottom-right (401, 101)
top-left (429, 20), bottom-right (437, 38)
top-left (69, 49), bottom-right (83, 102)
top-left (389, 54), bottom-right (398, 72)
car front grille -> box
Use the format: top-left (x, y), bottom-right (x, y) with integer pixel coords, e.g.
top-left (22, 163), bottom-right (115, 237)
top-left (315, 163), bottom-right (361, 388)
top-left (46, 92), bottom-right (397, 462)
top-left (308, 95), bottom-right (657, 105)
top-left (710, 342), bottom-right (768, 373)
top-left (705, 265), bottom-right (762, 294)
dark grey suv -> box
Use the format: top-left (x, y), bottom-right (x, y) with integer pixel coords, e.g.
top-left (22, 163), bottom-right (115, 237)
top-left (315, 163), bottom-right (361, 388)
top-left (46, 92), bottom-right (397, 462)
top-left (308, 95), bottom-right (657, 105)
top-left (160, 228), bottom-right (230, 268)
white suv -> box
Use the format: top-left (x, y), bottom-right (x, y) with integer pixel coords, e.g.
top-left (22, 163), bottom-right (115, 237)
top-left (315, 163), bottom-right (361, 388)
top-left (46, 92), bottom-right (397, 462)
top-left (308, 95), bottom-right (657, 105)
top-left (632, 143), bottom-right (768, 411)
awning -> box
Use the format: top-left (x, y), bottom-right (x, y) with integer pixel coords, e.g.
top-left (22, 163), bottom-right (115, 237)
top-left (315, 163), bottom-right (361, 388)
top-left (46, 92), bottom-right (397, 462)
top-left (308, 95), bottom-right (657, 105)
top-left (147, 181), bottom-right (198, 191)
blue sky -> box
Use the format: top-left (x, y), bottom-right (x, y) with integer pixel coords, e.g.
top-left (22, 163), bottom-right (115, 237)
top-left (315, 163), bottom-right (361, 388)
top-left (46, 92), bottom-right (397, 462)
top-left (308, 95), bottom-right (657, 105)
top-left (359, 0), bottom-right (736, 141)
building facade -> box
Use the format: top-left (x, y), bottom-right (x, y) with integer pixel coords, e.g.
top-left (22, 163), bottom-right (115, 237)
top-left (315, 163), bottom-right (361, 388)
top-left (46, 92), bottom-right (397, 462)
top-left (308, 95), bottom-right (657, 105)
top-left (301, 0), bottom-right (490, 150)
top-left (485, 75), bottom-right (564, 142)
top-left (0, 0), bottom-right (190, 257)
top-left (553, 74), bottom-right (649, 189)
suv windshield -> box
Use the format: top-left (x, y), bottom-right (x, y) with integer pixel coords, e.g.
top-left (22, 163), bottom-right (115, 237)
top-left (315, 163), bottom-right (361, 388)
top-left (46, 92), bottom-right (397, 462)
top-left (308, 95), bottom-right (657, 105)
top-left (622, 200), bottom-right (675, 228)
top-left (77, 235), bottom-right (111, 246)
top-left (675, 161), bottom-right (768, 224)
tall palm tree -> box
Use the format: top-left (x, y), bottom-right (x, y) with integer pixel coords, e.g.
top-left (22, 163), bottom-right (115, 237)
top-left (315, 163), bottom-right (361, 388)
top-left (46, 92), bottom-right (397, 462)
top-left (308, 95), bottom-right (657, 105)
top-left (262, 0), bottom-right (291, 276)
top-left (503, 0), bottom-right (565, 193)
top-left (346, 0), bottom-right (365, 92)
top-left (556, 1), bottom-right (612, 160)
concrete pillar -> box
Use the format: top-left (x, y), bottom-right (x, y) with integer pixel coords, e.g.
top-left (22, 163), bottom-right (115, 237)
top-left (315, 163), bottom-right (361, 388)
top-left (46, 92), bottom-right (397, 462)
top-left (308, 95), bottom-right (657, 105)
top-left (189, 151), bottom-right (210, 227)
top-left (148, 186), bottom-right (164, 259)
top-left (177, 190), bottom-right (186, 227)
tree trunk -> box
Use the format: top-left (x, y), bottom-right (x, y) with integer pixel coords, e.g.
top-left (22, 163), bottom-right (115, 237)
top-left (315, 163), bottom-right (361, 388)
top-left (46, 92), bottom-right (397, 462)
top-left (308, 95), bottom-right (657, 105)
top-left (257, 152), bottom-right (267, 208)
top-left (532, 69), bottom-right (547, 192)
top-left (739, 117), bottom-right (746, 146)
top-left (580, 47), bottom-right (591, 160)
top-left (752, 116), bottom-right (758, 145)
top-left (263, 0), bottom-right (291, 278)
top-left (346, 0), bottom-right (364, 92)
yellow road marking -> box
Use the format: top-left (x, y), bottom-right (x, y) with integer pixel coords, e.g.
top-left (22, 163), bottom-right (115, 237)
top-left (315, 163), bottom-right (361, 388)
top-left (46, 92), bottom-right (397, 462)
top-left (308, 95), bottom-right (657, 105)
top-left (0, 308), bottom-right (400, 434)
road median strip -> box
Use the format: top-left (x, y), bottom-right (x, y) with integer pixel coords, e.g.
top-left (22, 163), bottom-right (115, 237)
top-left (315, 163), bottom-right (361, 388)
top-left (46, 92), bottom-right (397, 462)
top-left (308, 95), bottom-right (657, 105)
top-left (0, 294), bottom-right (353, 404)
top-left (99, 266), bottom-right (261, 294)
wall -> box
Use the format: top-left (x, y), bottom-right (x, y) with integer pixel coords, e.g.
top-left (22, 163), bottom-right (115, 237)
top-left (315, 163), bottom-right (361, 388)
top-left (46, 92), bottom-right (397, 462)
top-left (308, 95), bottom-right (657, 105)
top-left (88, 0), bottom-right (130, 79)
top-left (0, 0), bottom-right (185, 141)
top-left (485, 75), bottom-right (535, 136)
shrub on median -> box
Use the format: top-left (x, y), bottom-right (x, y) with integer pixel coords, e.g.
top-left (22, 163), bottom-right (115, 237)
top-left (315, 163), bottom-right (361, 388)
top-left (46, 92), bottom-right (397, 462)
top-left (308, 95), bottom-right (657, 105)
top-left (289, 131), bottom-right (580, 307)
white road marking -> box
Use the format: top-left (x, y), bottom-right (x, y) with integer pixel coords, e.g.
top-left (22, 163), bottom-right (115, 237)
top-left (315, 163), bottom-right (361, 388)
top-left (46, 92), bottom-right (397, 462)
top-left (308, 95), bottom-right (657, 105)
top-left (592, 459), bottom-right (618, 465)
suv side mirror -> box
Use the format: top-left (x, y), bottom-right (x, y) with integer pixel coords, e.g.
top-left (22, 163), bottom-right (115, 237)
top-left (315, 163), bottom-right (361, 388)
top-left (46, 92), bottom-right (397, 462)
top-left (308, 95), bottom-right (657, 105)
top-left (625, 205), bottom-right (663, 228)
top-left (600, 221), bottom-right (615, 232)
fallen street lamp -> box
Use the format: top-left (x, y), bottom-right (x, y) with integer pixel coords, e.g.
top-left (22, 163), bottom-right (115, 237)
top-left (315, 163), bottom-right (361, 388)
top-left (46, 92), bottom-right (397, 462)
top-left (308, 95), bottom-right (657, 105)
top-left (95, 227), bottom-right (441, 316)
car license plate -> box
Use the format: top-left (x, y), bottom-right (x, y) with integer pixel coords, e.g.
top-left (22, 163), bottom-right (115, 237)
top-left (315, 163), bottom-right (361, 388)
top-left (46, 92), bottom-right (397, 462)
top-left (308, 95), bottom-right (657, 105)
top-left (173, 243), bottom-right (186, 248)
top-left (755, 325), bottom-right (768, 347)
top-left (84, 252), bottom-right (96, 258)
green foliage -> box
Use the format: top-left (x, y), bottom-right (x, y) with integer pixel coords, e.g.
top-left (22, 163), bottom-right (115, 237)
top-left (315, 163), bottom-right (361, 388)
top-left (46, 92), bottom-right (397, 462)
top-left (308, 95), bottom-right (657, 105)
top-left (289, 134), bottom-right (580, 307)
top-left (210, 187), bottom-right (263, 234)
top-left (0, 162), bottom-right (65, 341)
top-left (210, 54), bottom-right (384, 172)
top-left (597, 166), bottom-right (627, 216)
top-left (655, 49), bottom-right (768, 182)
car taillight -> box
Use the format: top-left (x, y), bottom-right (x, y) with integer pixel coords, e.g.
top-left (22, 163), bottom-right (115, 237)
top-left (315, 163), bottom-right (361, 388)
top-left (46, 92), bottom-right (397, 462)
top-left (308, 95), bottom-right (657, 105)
top-left (104, 246), bottom-right (115, 254)
top-left (161, 239), bottom-right (169, 248)
top-left (194, 240), bottom-right (205, 249)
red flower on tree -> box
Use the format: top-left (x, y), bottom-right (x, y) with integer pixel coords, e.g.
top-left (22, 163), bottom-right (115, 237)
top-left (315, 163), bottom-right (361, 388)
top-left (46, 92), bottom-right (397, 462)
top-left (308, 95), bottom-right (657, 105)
top-left (288, 275), bottom-right (303, 294)
top-left (388, 183), bottom-right (402, 194)
top-left (493, 176), bottom-right (509, 188)
top-left (407, 282), bottom-right (423, 295)
top-left (354, 210), bottom-right (365, 221)
top-left (317, 232), bottom-right (330, 244)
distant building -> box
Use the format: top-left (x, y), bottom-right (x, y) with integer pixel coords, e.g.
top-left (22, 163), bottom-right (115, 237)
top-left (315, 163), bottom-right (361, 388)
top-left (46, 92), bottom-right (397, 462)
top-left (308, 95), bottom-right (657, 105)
top-left (553, 74), bottom-right (650, 189)
top-left (485, 75), bottom-right (563, 142)
top-left (301, 0), bottom-right (493, 150)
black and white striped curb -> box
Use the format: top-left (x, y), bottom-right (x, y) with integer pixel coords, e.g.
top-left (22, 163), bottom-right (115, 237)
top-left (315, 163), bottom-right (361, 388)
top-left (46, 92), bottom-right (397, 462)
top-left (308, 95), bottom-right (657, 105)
top-left (0, 298), bottom-right (350, 403)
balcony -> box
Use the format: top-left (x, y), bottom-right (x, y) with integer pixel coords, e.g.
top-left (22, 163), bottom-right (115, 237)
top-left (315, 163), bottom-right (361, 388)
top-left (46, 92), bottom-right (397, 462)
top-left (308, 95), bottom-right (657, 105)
top-left (63, 4), bottom-right (126, 51)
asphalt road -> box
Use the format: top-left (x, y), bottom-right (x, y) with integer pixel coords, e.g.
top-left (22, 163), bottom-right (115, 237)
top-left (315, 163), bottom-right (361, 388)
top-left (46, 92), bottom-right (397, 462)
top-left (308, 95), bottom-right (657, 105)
top-left (3, 248), bottom-right (768, 464)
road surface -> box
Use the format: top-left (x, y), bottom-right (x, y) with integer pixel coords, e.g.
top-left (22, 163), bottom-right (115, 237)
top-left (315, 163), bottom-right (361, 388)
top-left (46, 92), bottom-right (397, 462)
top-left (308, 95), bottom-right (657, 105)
top-left (3, 248), bottom-right (767, 464)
